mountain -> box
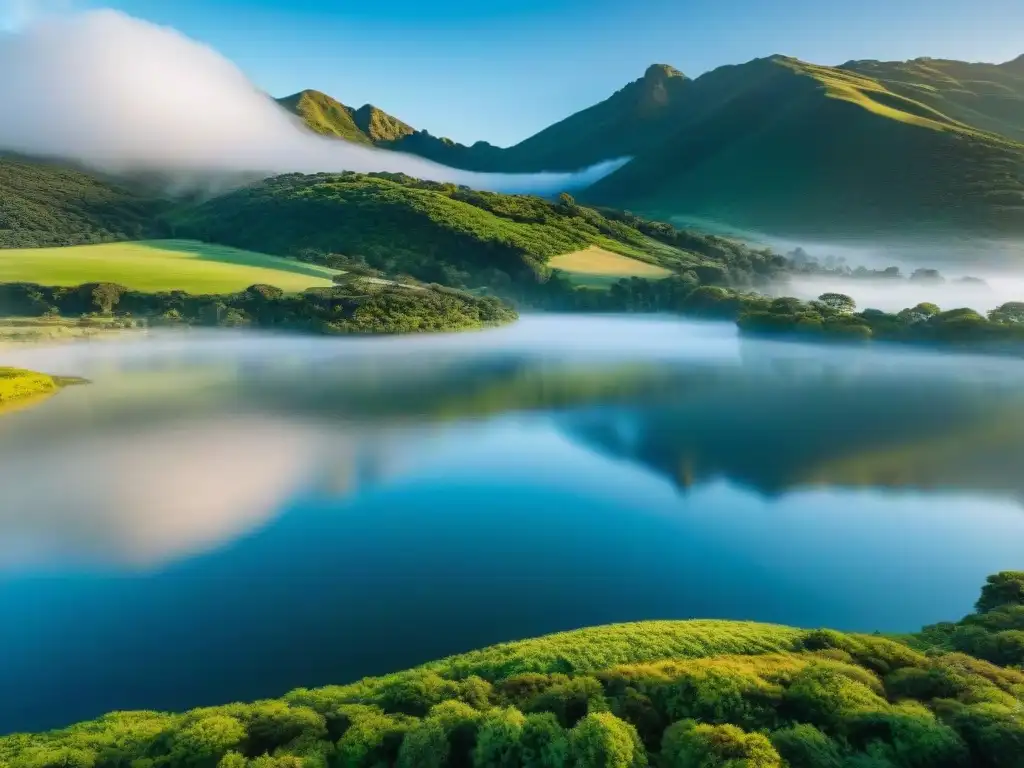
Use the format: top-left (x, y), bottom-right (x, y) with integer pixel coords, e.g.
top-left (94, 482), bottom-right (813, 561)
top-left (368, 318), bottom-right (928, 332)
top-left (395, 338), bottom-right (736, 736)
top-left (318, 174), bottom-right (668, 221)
top-left (351, 103), bottom-right (414, 143)
top-left (279, 55), bottom-right (1024, 239)
top-left (275, 90), bottom-right (372, 144)
top-left (275, 90), bottom-right (415, 145)
top-left (582, 56), bottom-right (1024, 238)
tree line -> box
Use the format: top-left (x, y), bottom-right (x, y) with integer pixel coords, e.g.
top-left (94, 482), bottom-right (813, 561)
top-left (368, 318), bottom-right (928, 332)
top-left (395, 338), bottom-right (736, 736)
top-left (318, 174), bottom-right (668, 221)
top-left (0, 280), bottom-right (517, 335)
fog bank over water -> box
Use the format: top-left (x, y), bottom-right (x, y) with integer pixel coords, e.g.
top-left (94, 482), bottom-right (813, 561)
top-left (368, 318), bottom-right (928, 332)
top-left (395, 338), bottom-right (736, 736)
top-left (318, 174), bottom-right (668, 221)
top-left (4, 315), bottom-right (1024, 573)
top-left (776, 274), bottom-right (1024, 314)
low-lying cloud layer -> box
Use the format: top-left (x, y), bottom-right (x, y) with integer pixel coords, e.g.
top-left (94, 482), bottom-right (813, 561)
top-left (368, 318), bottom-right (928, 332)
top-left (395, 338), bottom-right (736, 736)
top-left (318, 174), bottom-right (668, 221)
top-left (0, 10), bottom-right (627, 193)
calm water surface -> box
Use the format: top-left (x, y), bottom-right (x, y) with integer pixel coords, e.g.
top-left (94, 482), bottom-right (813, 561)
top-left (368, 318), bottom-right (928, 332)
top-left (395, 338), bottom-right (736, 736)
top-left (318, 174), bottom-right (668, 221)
top-left (2, 315), bottom-right (1024, 733)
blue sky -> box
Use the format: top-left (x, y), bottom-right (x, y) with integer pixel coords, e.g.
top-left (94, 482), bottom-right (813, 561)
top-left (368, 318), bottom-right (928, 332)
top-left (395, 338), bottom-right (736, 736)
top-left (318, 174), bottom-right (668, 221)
top-left (55, 0), bottom-right (1024, 145)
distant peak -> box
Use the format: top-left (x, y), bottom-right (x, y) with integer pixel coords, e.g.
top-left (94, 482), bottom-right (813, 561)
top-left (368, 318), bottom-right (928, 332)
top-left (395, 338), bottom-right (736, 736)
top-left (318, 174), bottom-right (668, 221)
top-left (643, 63), bottom-right (686, 82)
top-left (293, 89), bottom-right (332, 101)
top-left (1003, 54), bottom-right (1024, 70)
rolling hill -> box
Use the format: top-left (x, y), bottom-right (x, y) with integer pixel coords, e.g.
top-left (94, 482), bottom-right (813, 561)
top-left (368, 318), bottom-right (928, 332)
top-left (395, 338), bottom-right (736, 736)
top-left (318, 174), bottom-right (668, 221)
top-left (167, 171), bottom-right (785, 290)
top-left (0, 154), bottom-right (167, 248)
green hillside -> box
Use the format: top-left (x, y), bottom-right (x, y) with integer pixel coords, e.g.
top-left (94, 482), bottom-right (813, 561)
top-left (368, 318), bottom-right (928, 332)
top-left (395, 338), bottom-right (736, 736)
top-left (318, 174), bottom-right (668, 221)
top-left (3, 571), bottom-right (1023, 768)
top-left (582, 56), bottom-right (1024, 237)
top-left (169, 171), bottom-right (785, 291)
top-left (842, 55), bottom-right (1024, 142)
top-left (0, 155), bottom-right (166, 248)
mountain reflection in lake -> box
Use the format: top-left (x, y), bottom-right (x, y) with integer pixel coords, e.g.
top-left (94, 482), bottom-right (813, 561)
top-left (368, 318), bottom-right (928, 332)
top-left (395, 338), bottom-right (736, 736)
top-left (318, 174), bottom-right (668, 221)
top-left (2, 315), bottom-right (1024, 733)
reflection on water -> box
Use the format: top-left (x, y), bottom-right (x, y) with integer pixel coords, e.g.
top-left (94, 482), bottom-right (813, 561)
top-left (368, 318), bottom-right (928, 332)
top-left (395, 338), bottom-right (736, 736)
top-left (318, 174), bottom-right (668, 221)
top-left (2, 316), bottom-right (1024, 733)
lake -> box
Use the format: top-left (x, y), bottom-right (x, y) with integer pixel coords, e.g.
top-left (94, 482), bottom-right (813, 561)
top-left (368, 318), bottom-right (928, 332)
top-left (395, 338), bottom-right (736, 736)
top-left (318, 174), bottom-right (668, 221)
top-left (2, 314), bottom-right (1024, 734)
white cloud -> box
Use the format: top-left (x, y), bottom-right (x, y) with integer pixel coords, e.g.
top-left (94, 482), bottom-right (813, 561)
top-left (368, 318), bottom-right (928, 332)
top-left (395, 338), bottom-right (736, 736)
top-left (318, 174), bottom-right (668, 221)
top-left (0, 9), bottom-right (627, 193)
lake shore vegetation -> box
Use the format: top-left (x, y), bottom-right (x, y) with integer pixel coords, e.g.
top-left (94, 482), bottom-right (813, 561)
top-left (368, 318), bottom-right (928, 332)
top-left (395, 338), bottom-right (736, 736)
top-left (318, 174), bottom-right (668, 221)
top-left (1, 572), bottom-right (1022, 768)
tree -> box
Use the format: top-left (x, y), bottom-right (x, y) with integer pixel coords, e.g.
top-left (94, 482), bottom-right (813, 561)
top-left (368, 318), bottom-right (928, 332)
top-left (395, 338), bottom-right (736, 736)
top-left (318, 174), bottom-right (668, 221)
top-left (990, 630), bottom-right (1024, 666)
top-left (245, 284), bottom-right (285, 302)
top-left (169, 715), bottom-right (247, 768)
top-left (473, 707), bottom-right (525, 768)
top-left (520, 713), bottom-right (570, 768)
top-left (771, 724), bottom-right (843, 768)
top-left (568, 713), bottom-right (647, 768)
top-left (661, 720), bottom-right (782, 768)
top-left (88, 282), bottom-right (128, 314)
top-left (988, 302), bottom-right (1024, 324)
top-left (817, 293), bottom-right (856, 314)
top-left (396, 720), bottom-right (449, 768)
top-left (222, 309), bottom-right (250, 327)
top-left (767, 296), bottom-right (805, 314)
top-left (334, 709), bottom-right (412, 768)
top-left (976, 572), bottom-right (1024, 614)
top-left (910, 268), bottom-right (945, 283)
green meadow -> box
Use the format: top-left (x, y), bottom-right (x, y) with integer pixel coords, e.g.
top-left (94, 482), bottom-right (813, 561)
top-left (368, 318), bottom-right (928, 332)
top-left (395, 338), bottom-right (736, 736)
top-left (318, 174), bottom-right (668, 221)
top-left (0, 240), bottom-right (339, 294)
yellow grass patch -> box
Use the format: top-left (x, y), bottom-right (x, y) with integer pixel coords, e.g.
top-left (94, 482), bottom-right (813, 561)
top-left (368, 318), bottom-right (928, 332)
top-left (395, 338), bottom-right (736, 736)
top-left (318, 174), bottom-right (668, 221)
top-left (549, 246), bottom-right (672, 284)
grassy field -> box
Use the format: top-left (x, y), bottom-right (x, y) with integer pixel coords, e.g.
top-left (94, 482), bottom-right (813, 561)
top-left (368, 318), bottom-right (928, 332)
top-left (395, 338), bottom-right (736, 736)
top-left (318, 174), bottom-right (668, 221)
top-left (549, 245), bottom-right (673, 286)
top-left (0, 240), bottom-right (339, 293)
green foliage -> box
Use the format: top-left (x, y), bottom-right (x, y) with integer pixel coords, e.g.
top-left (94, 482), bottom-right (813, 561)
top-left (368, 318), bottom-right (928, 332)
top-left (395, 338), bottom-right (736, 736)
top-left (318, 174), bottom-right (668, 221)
top-left (0, 281), bottom-right (517, 336)
top-left (396, 720), bottom-right (449, 768)
top-left (519, 714), bottom-right (569, 768)
top-left (334, 707), bottom-right (413, 768)
top-left (6, 577), bottom-right (1024, 768)
top-left (568, 713), bottom-right (646, 768)
top-left (472, 708), bottom-right (525, 768)
top-left (661, 720), bottom-right (782, 767)
top-left (977, 572), bottom-right (1024, 614)
top-left (0, 155), bottom-right (165, 248)
top-left (525, 676), bottom-right (607, 728)
top-left (782, 665), bottom-right (888, 730)
top-left (733, 291), bottom-right (1024, 353)
top-left (817, 293), bottom-right (856, 313)
top-left (168, 171), bottom-right (784, 294)
top-left (167, 715), bottom-right (247, 768)
top-left (770, 724), bottom-right (844, 768)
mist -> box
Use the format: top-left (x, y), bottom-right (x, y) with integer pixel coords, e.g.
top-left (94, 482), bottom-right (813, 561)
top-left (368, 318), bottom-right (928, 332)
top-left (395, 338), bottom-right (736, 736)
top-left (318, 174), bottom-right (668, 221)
top-left (774, 274), bottom-right (1024, 315)
top-left (0, 9), bottom-right (627, 194)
